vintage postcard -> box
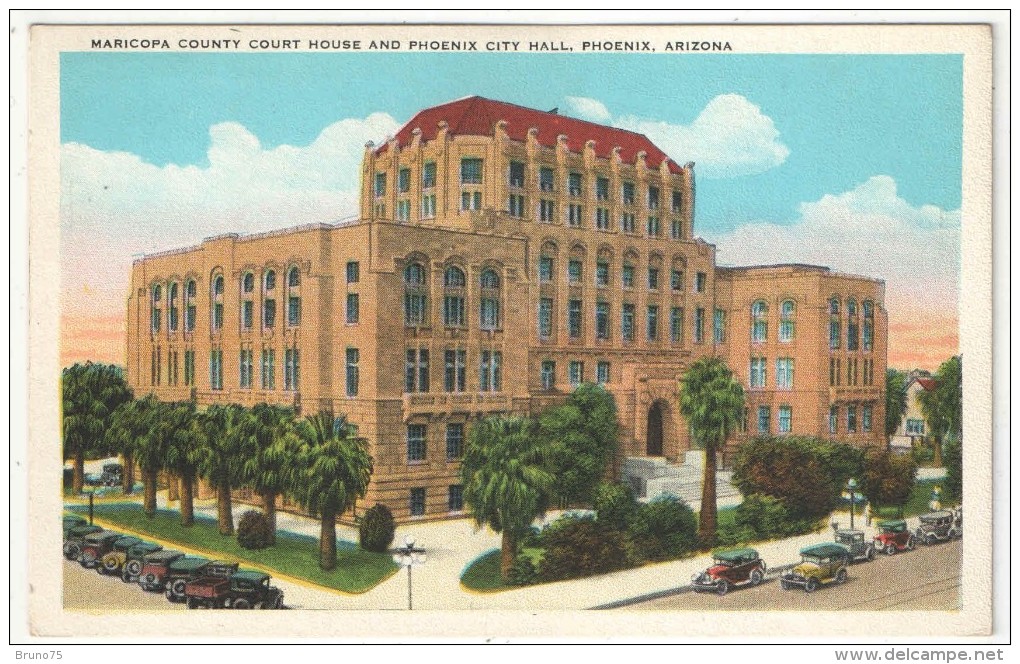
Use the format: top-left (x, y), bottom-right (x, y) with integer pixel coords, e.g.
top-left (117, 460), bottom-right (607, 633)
top-left (21, 17), bottom-right (996, 641)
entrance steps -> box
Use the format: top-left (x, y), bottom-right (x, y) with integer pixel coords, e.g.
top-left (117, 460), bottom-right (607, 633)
top-left (621, 452), bottom-right (742, 507)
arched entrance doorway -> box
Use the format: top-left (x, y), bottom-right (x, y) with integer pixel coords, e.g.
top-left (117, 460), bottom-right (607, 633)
top-left (646, 402), bottom-right (665, 456)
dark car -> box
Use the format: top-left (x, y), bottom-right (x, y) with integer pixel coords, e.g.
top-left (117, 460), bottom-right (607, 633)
top-left (164, 560), bottom-right (237, 603)
top-left (63, 515), bottom-right (88, 534)
top-left (95, 536), bottom-right (145, 575)
top-left (184, 569), bottom-right (284, 610)
top-left (137, 550), bottom-right (187, 592)
top-left (835, 529), bottom-right (876, 563)
top-left (691, 548), bottom-right (767, 595)
top-left (119, 542), bottom-right (163, 583)
top-left (915, 510), bottom-right (961, 544)
top-left (63, 524), bottom-right (104, 560)
top-left (873, 519), bottom-right (914, 555)
top-left (78, 531), bottom-right (126, 568)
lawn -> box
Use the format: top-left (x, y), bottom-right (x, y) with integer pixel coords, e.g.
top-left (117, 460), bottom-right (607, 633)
top-left (66, 502), bottom-right (398, 593)
top-left (872, 479), bottom-right (957, 520)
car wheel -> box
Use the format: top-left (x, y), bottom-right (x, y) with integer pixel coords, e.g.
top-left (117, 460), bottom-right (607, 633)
top-left (866, 547), bottom-right (875, 561)
top-left (948, 527), bottom-right (959, 539)
top-left (804, 578), bottom-right (819, 593)
top-left (927, 533), bottom-right (937, 545)
top-left (125, 560), bottom-right (142, 577)
top-left (233, 598), bottom-right (252, 610)
top-left (906, 536), bottom-right (915, 551)
top-left (836, 569), bottom-right (848, 584)
top-left (750, 570), bottom-right (764, 586)
top-left (253, 602), bottom-right (264, 610)
top-left (780, 580), bottom-right (790, 591)
top-left (715, 580), bottom-right (729, 596)
top-left (170, 579), bottom-right (187, 599)
top-left (79, 552), bottom-right (95, 568)
top-left (103, 557), bottom-right (120, 575)
top-left (886, 543), bottom-right (897, 556)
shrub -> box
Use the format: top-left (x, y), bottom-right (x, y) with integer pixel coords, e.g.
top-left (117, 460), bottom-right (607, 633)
top-left (715, 523), bottom-right (758, 547)
top-left (629, 494), bottom-right (697, 561)
top-left (860, 447), bottom-right (918, 508)
top-left (538, 516), bottom-right (630, 582)
top-left (592, 481), bottom-right (640, 531)
top-left (943, 438), bottom-right (962, 501)
top-left (911, 442), bottom-right (936, 467)
top-left (733, 494), bottom-right (820, 540)
top-left (506, 554), bottom-right (539, 586)
top-left (358, 503), bottom-right (396, 553)
top-left (236, 509), bottom-right (273, 550)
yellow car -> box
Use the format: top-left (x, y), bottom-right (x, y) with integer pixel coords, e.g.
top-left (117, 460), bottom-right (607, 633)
top-left (780, 542), bottom-right (851, 592)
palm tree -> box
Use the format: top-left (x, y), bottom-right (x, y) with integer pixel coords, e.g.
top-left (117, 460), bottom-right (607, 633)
top-left (237, 403), bottom-right (300, 544)
top-left (294, 412), bottom-right (373, 571)
top-left (461, 415), bottom-right (554, 580)
top-left (160, 402), bottom-right (203, 526)
top-left (61, 362), bottom-right (132, 493)
top-left (197, 404), bottom-right (246, 535)
top-left (679, 356), bottom-right (745, 548)
top-left (106, 399), bottom-right (151, 496)
top-left (130, 396), bottom-right (169, 517)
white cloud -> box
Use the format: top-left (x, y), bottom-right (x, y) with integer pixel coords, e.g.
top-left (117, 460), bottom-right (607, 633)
top-left (706, 175), bottom-right (961, 314)
top-left (563, 96), bottom-right (612, 123)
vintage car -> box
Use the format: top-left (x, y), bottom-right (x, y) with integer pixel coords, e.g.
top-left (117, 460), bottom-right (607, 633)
top-left (690, 548), bottom-right (767, 595)
top-left (84, 462), bottom-right (123, 487)
top-left (915, 510), bottom-right (961, 544)
top-left (184, 569), bottom-right (284, 609)
top-left (78, 531), bottom-right (127, 568)
top-left (96, 536), bottom-right (153, 576)
top-left (780, 542), bottom-right (850, 592)
top-left (118, 542), bottom-right (163, 582)
top-left (63, 515), bottom-right (88, 534)
top-left (164, 560), bottom-right (237, 603)
top-left (834, 529), bottom-right (876, 563)
top-left (873, 519), bottom-right (915, 555)
top-left (137, 550), bottom-right (188, 592)
top-left (63, 524), bottom-right (103, 560)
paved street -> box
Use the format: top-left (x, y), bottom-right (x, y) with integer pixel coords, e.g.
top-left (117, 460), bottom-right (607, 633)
top-left (621, 539), bottom-right (960, 611)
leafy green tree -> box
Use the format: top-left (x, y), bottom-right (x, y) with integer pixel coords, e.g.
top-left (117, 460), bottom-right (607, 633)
top-left (294, 412), bottom-right (373, 571)
top-left (943, 437), bottom-right (962, 501)
top-left (592, 481), bottom-right (640, 532)
top-left (196, 404), bottom-right (247, 535)
top-left (61, 362), bottom-right (132, 494)
top-left (885, 369), bottom-right (909, 439)
top-left (859, 446), bottom-right (918, 508)
top-left (152, 401), bottom-right (202, 525)
top-left (237, 403), bottom-right (300, 544)
top-left (106, 399), bottom-right (152, 495)
top-left (461, 415), bottom-right (555, 579)
top-left (679, 357), bottom-right (745, 547)
top-left (538, 383), bottom-right (619, 506)
top-left (919, 355), bottom-right (963, 468)
top-left (129, 396), bottom-right (172, 517)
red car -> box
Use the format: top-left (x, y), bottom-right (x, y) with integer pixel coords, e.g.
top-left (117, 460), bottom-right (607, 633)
top-left (873, 519), bottom-right (915, 555)
top-left (137, 550), bottom-right (186, 592)
top-left (690, 548), bottom-right (766, 595)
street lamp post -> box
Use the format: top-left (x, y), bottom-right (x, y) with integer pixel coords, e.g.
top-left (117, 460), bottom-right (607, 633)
top-left (847, 478), bottom-right (858, 531)
top-left (393, 536), bottom-right (426, 610)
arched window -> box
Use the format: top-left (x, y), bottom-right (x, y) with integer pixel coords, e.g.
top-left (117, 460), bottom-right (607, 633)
top-left (443, 266), bottom-right (465, 327)
top-left (751, 300), bottom-right (768, 343)
top-left (263, 270), bottom-right (277, 329)
top-left (622, 249), bottom-right (638, 289)
top-left (264, 270), bottom-right (276, 291)
top-left (828, 296), bottom-right (841, 350)
top-left (184, 279), bottom-right (197, 332)
top-left (828, 297), bottom-right (840, 316)
top-left (211, 274), bottom-right (224, 332)
top-left (288, 266), bottom-right (301, 288)
top-left (480, 268), bottom-right (501, 330)
top-left (168, 282), bottom-right (179, 333)
top-left (150, 284), bottom-right (163, 333)
top-left (404, 262), bottom-right (427, 326)
top-left (243, 272), bottom-right (255, 293)
top-left (240, 272), bottom-right (255, 330)
top-left (847, 298), bottom-right (857, 317)
top-left (862, 300), bottom-right (875, 351)
top-left (779, 299), bottom-right (795, 342)
top-left (539, 241), bottom-right (557, 284)
top-left (286, 266), bottom-right (301, 327)
top-left (846, 298), bottom-right (859, 351)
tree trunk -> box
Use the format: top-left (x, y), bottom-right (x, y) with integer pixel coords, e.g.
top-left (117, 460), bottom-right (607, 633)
top-left (933, 436), bottom-right (944, 468)
top-left (72, 451), bottom-right (85, 495)
top-left (500, 530), bottom-right (516, 580)
top-left (217, 481), bottom-right (234, 536)
top-left (167, 472), bottom-right (180, 501)
top-left (698, 445), bottom-right (718, 548)
top-left (180, 473), bottom-right (195, 526)
top-left (320, 511), bottom-right (338, 571)
top-left (262, 491), bottom-right (278, 545)
top-left (143, 469), bottom-right (158, 517)
top-left (121, 452), bottom-right (134, 495)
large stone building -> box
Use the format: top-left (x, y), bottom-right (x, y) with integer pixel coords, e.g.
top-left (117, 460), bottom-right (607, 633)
top-left (126, 96), bottom-right (887, 521)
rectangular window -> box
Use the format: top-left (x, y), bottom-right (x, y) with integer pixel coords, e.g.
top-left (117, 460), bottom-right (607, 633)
top-left (568, 172), bottom-right (583, 196)
top-left (405, 349), bottom-right (417, 393)
top-left (541, 360), bottom-right (556, 390)
top-left (829, 406), bottom-right (839, 434)
top-left (374, 172), bottom-right (386, 197)
top-left (622, 265), bottom-right (635, 288)
top-left (169, 306), bottom-right (179, 333)
top-left (284, 348), bottom-right (301, 392)
top-left (186, 305), bottom-right (196, 332)
top-left (672, 190), bottom-right (683, 214)
top-left (622, 181), bottom-right (635, 205)
top-left (346, 293), bottom-right (359, 324)
top-left (461, 158), bottom-right (483, 184)
top-left (447, 485), bottom-right (464, 512)
top-left (670, 307), bottom-right (684, 344)
top-left (647, 186), bottom-right (660, 210)
top-left (508, 194), bottom-right (525, 218)
top-left (757, 406), bottom-right (771, 434)
top-left (671, 269), bottom-right (684, 291)
top-left (509, 161), bottom-right (525, 188)
top-left (906, 418), bottom-right (925, 435)
top-left (288, 296), bottom-right (300, 326)
top-left (480, 297), bottom-right (500, 330)
top-left (646, 305), bottom-right (659, 341)
top-left (151, 308), bottom-right (161, 333)
top-left (421, 194), bottom-right (436, 219)
top-left (778, 406), bottom-right (792, 433)
top-left (597, 361), bottom-right (611, 385)
top-left (410, 488), bottom-right (426, 517)
top-left (621, 212), bottom-right (636, 233)
top-left (596, 262), bottom-right (610, 287)
top-left (461, 190), bottom-right (482, 211)
top-left (776, 358), bottom-right (794, 389)
top-left (422, 162), bottom-right (437, 189)
top-left (780, 318), bottom-right (794, 342)
top-left (539, 256), bottom-right (554, 283)
top-left (446, 423), bottom-right (464, 460)
top-left (344, 348), bottom-right (357, 396)
top-left (863, 321), bottom-right (874, 351)
top-left (405, 292), bottom-right (427, 326)
top-left (209, 349), bottom-right (223, 391)
top-left (569, 361), bottom-right (584, 387)
top-left (648, 267), bottom-right (659, 290)
top-left (260, 349), bottom-right (275, 390)
top-left (444, 349), bottom-right (466, 392)
top-left (646, 216), bottom-right (660, 237)
top-left (396, 199), bottom-right (411, 222)
top-left (829, 321), bottom-right (841, 349)
top-left (595, 207), bottom-right (610, 230)
top-left (239, 349), bottom-right (253, 389)
top-left (595, 302), bottom-right (610, 340)
top-left (714, 309), bottom-right (727, 344)
top-left (407, 424), bottom-right (426, 462)
top-left (750, 357), bottom-right (767, 388)
top-left (263, 299), bottom-right (276, 329)
top-left (847, 359), bottom-right (855, 386)
top-left (568, 299), bottom-right (582, 339)
top-left (479, 350), bottom-right (503, 392)
top-left (596, 176), bottom-right (610, 201)
top-left (443, 295), bottom-right (465, 327)
top-left (539, 199), bottom-right (555, 222)
top-left (694, 307), bottom-right (705, 344)
top-left (695, 272), bottom-right (706, 293)
top-left (213, 303), bottom-right (223, 331)
top-left (622, 303), bottom-right (635, 341)
top-left (568, 260), bottom-right (583, 284)
top-left (862, 405), bottom-right (873, 433)
top-left (538, 298), bottom-right (553, 339)
top-left (183, 349), bottom-right (195, 386)
top-left (671, 218), bottom-right (684, 240)
top-left (241, 301), bottom-right (253, 330)
top-left (847, 322), bottom-right (860, 351)
top-left (847, 405), bottom-right (858, 433)
top-left (539, 166), bottom-right (554, 192)
top-left (568, 203), bottom-right (583, 227)
top-left (398, 167), bottom-right (411, 193)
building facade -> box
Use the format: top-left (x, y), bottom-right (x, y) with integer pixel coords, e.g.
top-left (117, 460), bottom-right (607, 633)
top-left (889, 375), bottom-right (935, 452)
top-left (125, 96), bottom-right (888, 521)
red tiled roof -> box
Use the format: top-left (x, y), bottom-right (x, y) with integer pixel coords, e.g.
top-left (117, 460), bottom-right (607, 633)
top-left (915, 377), bottom-right (937, 391)
top-left (375, 96), bottom-right (684, 174)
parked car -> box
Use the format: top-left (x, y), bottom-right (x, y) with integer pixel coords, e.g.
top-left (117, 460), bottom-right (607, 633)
top-left (834, 529), bottom-right (876, 563)
top-left (137, 550), bottom-right (187, 592)
top-left (915, 510), bottom-right (961, 544)
top-left (63, 515), bottom-right (88, 534)
top-left (119, 542), bottom-right (163, 583)
top-left (164, 560), bottom-right (237, 603)
top-left (63, 524), bottom-right (103, 560)
top-left (96, 536), bottom-right (148, 575)
top-left (184, 569), bottom-right (284, 609)
top-left (873, 519), bottom-right (914, 555)
top-left (78, 531), bottom-right (126, 568)
top-left (780, 543), bottom-right (850, 592)
top-left (691, 548), bottom-right (767, 595)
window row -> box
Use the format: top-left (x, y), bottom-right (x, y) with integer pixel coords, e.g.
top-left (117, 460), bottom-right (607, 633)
top-left (404, 263), bottom-right (503, 328)
top-left (538, 300), bottom-right (720, 345)
top-left (828, 403), bottom-right (875, 435)
top-left (149, 347), bottom-right (300, 392)
top-left (828, 357), bottom-right (876, 387)
top-left (539, 257), bottom-right (706, 294)
top-left (403, 348), bottom-right (504, 394)
top-left (507, 198), bottom-right (686, 238)
top-left (405, 422), bottom-right (469, 464)
top-left (828, 297), bottom-right (876, 319)
top-left (405, 484), bottom-right (463, 517)
top-left (750, 299), bottom-right (797, 343)
top-left (828, 318), bottom-right (875, 352)
top-left (749, 357), bottom-right (795, 390)
top-left (539, 359), bottom-right (613, 391)
top-left (752, 405), bottom-right (795, 435)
